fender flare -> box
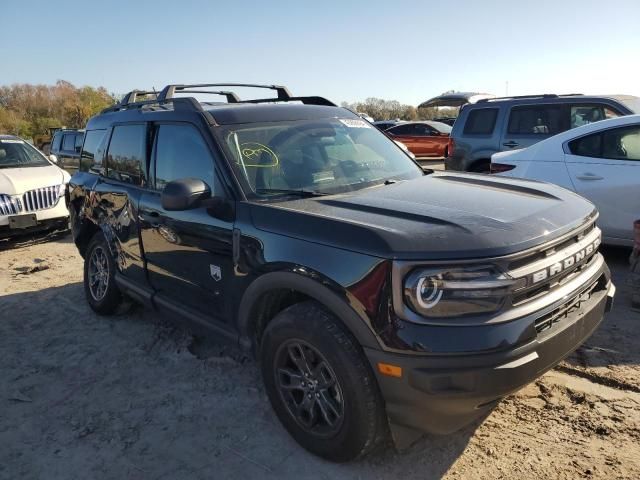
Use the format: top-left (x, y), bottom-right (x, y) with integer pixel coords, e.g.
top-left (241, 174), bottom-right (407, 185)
top-left (237, 271), bottom-right (382, 351)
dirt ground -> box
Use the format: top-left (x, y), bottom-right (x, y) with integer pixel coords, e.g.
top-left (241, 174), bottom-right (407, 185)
top-left (1, 233), bottom-right (639, 480)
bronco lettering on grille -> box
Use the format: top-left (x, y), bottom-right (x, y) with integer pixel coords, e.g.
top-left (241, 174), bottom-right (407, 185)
top-left (531, 237), bottom-right (600, 285)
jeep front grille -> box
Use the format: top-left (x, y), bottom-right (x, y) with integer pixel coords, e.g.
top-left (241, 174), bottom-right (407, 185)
top-left (0, 194), bottom-right (21, 215)
top-left (22, 185), bottom-right (62, 212)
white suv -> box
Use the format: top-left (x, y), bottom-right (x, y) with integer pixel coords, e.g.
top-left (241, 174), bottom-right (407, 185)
top-left (0, 135), bottom-right (70, 239)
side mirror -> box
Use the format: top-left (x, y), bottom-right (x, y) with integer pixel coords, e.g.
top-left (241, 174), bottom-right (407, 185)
top-left (161, 178), bottom-right (211, 211)
top-left (49, 154), bottom-right (58, 164)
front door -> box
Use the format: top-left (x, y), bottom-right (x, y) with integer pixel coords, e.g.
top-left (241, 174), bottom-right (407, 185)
top-left (565, 124), bottom-right (640, 243)
top-left (138, 122), bottom-right (234, 322)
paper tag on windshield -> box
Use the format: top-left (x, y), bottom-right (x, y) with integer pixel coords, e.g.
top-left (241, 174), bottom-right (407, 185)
top-left (339, 119), bottom-right (371, 129)
top-left (0, 139), bottom-right (25, 144)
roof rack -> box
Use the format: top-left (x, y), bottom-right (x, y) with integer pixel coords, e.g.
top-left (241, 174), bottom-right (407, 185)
top-left (158, 83), bottom-right (336, 106)
top-left (476, 93), bottom-right (584, 103)
top-left (99, 83), bottom-right (337, 118)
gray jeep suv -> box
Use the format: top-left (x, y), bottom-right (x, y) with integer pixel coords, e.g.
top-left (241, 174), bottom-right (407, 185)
top-left (447, 94), bottom-right (640, 172)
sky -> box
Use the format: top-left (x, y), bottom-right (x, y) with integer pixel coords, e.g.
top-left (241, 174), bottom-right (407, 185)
top-left (2, 0), bottom-right (639, 106)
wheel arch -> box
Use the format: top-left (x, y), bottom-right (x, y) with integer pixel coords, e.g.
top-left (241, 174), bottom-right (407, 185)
top-left (237, 271), bottom-right (381, 354)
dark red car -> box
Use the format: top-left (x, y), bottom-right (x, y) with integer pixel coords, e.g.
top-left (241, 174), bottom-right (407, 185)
top-left (385, 120), bottom-right (452, 158)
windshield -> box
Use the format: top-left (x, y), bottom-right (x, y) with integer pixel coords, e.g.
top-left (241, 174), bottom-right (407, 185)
top-left (0, 138), bottom-right (50, 168)
top-left (220, 117), bottom-right (423, 198)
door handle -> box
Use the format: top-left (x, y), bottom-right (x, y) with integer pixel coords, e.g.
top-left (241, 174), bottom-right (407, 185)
top-left (576, 173), bottom-right (603, 181)
top-left (503, 141), bottom-right (519, 148)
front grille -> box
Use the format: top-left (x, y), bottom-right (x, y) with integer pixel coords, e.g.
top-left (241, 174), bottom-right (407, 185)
top-left (508, 222), bottom-right (601, 307)
top-left (535, 274), bottom-right (607, 333)
top-left (0, 194), bottom-right (21, 215)
top-left (22, 185), bottom-right (62, 212)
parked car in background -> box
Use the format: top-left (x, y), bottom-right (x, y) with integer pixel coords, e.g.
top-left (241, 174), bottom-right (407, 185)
top-left (492, 115), bottom-right (640, 246)
top-left (0, 135), bottom-right (70, 239)
top-left (50, 128), bottom-right (84, 174)
top-left (373, 120), bottom-right (404, 131)
top-left (385, 120), bottom-right (451, 157)
top-left (447, 94), bottom-right (640, 173)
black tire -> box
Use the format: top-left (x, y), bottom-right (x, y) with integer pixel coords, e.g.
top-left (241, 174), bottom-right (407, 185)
top-left (260, 301), bottom-right (387, 462)
top-left (469, 159), bottom-right (490, 173)
top-left (83, 232), bottom-right (122, 315)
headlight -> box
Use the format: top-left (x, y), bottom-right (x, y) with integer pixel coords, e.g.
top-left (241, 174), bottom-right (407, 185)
top-left (403, 265), bottom-right (523, 319)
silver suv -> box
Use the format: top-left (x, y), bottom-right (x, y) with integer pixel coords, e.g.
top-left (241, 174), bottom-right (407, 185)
top-left (446, 94), bottom-right (640, 172)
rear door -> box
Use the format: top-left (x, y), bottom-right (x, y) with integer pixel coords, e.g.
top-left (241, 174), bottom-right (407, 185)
top-left (501, 104), bottom-right (565, 151)
top-left (565, 124), bottom-right (640, 243)
top-left (138, 122), bottom-right (234, 323)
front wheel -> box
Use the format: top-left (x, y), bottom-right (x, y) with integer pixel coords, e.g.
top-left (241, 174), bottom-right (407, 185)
top-left (260, 301), bottom-right (387, 461)
top-left (83, 232), bottom-right (122, 315)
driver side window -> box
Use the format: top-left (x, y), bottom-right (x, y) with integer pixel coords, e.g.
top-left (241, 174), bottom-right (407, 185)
top-left (153, 124), bottom-right (216, 192)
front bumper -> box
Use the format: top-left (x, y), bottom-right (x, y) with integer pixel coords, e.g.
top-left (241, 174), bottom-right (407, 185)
top-left (365, 275), bottom-right (615, 435)
top-left (0, 201), bottom-right (69, 239)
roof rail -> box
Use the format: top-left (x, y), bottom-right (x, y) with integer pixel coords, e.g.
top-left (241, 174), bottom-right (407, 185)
top-left (476, 93), bottom-right (584, 103)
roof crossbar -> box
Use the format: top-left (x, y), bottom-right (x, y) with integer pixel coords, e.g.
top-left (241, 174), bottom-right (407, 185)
top-left (158, 83), bottom-right (292, 102)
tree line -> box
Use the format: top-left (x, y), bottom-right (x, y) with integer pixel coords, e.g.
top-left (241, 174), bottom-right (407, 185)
top-left (0, 81), bottom-right (458, 143)
top-left (341, 97), bottom-right (457, 121)
top-left (0, 80), bottom-right (115, 139)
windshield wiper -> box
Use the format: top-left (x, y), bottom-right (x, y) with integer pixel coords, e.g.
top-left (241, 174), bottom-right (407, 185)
top-left (255, 188), bottom-right (327, 198)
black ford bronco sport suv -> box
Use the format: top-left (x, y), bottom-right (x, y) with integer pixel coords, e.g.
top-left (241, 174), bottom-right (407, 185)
top-left (68, 83), bottom-right (616, 462)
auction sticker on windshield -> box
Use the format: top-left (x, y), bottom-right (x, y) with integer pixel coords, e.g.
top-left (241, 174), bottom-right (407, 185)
top-left (339, 119), bottom-right (371, 128)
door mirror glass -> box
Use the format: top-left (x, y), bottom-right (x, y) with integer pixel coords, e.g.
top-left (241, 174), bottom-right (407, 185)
top-left (49, 154), bottom-right (58, 164)
top-left (161, 178), bottom-right (211, 211)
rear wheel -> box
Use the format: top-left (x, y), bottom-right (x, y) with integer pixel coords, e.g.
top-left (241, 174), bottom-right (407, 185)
top-left (84, 232), bottom-right (122, 315)
top-left (260, 301), bottom-right (387, 462)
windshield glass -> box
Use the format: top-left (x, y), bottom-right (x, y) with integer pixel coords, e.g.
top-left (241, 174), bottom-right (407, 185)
top-left (220, 117), bottom-right (423, 197)
top-left (0, 138), bottom-right (50, 168)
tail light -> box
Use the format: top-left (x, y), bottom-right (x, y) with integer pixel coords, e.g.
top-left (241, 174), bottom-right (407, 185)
top-left (490, 162), bottom-right (516, 174)
top-left (446, 138), bottom-right (454, 157)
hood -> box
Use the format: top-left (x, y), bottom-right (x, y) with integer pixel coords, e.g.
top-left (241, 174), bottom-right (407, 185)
top-left (0, 164), bottom-right (69, 195)
top-left (249, 172), bottom-right (596, 260)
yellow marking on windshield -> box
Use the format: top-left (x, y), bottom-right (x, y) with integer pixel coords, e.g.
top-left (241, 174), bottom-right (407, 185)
top-left (240, 142), bottom-right (279, 167)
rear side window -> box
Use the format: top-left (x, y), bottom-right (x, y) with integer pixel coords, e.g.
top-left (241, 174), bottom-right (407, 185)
top-left (507, 105), bottom-right (562, 135)
top-left (569, 125), bottom-right (640, 161)
top-left (80, 129), bottom-right (107, 173)
top-left (153, 124), bottom-right (215, 192)
top-left (106, 124), bottom-right (147, 186)
top-left (463, 108), bottom-right (498, 135)
top-left (62, 133), bottom-right (76, 151)
top-left (570, 105), bottom-right (621, 128)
